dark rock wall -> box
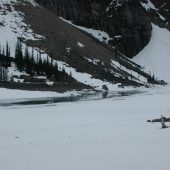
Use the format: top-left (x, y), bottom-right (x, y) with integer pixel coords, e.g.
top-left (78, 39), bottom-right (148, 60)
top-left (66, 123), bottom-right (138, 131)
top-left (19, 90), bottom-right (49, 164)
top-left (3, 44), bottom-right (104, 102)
top-left (35, 0), bottom-right (169, 58)
top-left (36, 0), bottom-right (110, 28)
top-left (104, 1), bottom-right (152, 57)
top-left (151, 0), bottom-right (170, 18)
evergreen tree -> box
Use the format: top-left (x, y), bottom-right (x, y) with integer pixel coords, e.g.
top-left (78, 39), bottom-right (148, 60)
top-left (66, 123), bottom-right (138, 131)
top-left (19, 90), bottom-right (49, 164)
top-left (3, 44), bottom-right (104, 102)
top-left (54, 63), bottom-right (59, 80)
top-left (15, 40), bottom-right (24, 71)
top-left (24, 46), bottom-right (30, 72)
top-left (6, 42), bottom-right (10, 58)
top-left (2, 47), bottom-right (5, 55)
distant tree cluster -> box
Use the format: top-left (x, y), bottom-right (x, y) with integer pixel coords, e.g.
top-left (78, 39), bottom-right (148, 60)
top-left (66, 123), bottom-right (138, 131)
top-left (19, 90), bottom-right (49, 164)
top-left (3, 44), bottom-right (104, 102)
top-left (0, 41), bottom-right (68, 82)
top-left (0, 42), bottom-right (12, 68)
top-left (0, 42), bottom-right (12, 82)
top-left (15, 40), bottom-right (67, 80)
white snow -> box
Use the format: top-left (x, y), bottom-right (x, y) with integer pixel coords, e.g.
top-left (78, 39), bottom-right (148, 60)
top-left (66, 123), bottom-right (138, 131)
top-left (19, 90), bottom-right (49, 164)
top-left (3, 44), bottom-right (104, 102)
top-left (0, 85), bottom-right (170, 170)
top-left (111, 60), bottom-right (148, 83)
top-left (0, 0), bottom-right (44, 57)
top-left (106, 0), bottom-right (128, 11)
top-left (133, 24), bottom-right (170, 83)
top-left (60, 17), bottom-right (113, 43)
top-left (56, 59), bottom-right (146, 91)
top-left (0, 88), bottom-right (78, 100)
top-left (7, 63), bottom-right (28, 80)
top-left (141, 0), bottom-right (157, 11)
top-left (141, 0), bottom-right (166, 20)
top-left (77, 42), bottom-right (85, 48)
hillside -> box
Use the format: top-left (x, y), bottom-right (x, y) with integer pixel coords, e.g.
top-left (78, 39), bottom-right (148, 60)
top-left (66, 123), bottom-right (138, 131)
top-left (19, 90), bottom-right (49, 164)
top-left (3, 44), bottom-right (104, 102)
top-left (0, 0), bottom-right (164, 91)
top-left (35, 0), bottom-right (170, 57)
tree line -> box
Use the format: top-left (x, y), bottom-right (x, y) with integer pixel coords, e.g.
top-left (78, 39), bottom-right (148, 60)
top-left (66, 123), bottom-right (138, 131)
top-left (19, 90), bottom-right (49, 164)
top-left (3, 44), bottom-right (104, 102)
top-left (0, 41), bottom-right (68, 82)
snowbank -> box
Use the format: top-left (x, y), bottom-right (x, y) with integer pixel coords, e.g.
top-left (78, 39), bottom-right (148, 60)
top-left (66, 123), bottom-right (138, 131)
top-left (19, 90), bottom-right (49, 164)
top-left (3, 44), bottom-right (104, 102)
top-left (133, 24), bottom-right (170, 83)
top-left (0, 88), bottom-right (78, 100)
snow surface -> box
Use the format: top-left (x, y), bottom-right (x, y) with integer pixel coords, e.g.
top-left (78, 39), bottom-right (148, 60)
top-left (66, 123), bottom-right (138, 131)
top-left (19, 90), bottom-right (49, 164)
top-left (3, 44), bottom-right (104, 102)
top-left (60, 17), bottom-right (113, 43)
top-left (140, 0), bottom-right (166, 20)
top-left (0, 85), bottom-right (170, 170)
top-left (0, 88), bottom-right (78, 100)
top-left (140, 0), bottom-right (157, 11)
top-left (106, 0), bottom-right (128, 11)
top-left (0, 0), bottom-right (44, 56)
top-left (133, 24), bottom-right (170, 83)
top-left (111, 59), bottom-right (148, 84)
top-left (77, 42), bottom-right (85, 48)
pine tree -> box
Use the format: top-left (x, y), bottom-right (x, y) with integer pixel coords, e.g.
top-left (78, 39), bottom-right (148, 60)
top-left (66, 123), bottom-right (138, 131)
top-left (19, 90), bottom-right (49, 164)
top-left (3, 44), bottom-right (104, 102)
top-left (54, 63), bottom-right (59, 81)
top-left (2, 47), bottom-right (5, 55)
top-left (15, 40), bottom-right (24, 71)
top-left (24, 46), bottom-right (29, 72)
top-left (6, 42), bottom-right (10, 58)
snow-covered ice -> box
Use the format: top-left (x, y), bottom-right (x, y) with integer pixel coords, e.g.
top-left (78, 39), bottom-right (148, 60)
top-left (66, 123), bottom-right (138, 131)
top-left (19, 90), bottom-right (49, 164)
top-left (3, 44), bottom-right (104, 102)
top-left (0, 88), bottom-right (78, 100)
top-left (0, 85), bottom-right (170, 170)
top-left (1, 3), bottom-right (170, 169)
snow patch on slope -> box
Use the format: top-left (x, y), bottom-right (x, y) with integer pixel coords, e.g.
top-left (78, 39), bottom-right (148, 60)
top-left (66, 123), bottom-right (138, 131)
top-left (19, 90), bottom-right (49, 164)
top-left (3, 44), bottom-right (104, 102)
top-left (59, 17), bottom-right (113, 44)
top-left (111, 60), bottom-right (148, 84)
top-left (141, 0), bottom-right (166, 20)
top-left (133, 24), bottom-right (170, 83)
top-left (56, 60), bottom-right (131, 91)
top-left (140, 0), bottom-right (157, 10)
top-left (106, 0), bottom-right (128, 11)
top-left (0, 0), bottom-right (44, 56)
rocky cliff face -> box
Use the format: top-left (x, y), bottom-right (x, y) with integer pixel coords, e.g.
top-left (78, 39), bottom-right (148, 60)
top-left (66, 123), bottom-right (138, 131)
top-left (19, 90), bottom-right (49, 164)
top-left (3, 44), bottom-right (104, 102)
top-left (35, 0), bottom-right (110, 28)
top-left (35, 0), bottom-right (170, 58)
top-left (104, 0), bottom-right (152, 57)
top-left (151, 0), bottom-right (170, 18)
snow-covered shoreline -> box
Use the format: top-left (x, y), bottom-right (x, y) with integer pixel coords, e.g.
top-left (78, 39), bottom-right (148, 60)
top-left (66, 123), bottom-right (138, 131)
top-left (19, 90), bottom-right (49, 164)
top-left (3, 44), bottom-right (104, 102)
top-left (0, 83), bottom-right (170, 170)
top-left (0, 87), bottom-right (79, 100)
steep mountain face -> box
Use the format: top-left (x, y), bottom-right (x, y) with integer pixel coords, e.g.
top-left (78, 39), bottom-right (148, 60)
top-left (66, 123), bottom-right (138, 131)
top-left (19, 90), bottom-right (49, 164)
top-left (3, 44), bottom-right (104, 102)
top-left (35, 0), bottom-right (110, 28)
top-left (104, 0), bottom-right (151, 57)
top-left (0, 0), bottom-right (162, 90)
top-left (151, 0), bottom-right (170, 18)
top-left (35, 0), bottom-right (170, 58)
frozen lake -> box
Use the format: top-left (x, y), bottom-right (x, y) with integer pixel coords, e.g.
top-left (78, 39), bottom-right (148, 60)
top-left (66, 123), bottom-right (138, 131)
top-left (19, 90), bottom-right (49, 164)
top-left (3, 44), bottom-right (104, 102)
top-left (0, 90), bottom-right (143, 107)
top-left (0, 85), bottom-right (170, 170)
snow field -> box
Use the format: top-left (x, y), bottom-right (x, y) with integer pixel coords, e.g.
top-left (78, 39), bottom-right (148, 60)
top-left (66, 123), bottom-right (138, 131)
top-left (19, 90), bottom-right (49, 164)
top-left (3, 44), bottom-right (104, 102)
top-left (0, 85), bottom-right (170, 170)
top-left (134, 24), bottom-right (170, 83)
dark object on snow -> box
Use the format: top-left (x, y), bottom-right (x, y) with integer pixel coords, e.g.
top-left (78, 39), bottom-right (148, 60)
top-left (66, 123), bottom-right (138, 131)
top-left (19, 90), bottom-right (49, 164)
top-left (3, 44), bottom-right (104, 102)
top-left (147, 116), bottom-right (170, 123)
top-left (102, 85), bottom-right (108, 91)
top-left (161, 115), bottom-right (167, 128)
top-left (147, 115), bottom-right (170, 129)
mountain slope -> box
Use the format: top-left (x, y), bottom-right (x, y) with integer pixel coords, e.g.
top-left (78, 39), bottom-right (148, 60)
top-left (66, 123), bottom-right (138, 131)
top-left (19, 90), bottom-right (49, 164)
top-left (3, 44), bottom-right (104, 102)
top-left (0, 0), bottom-right (165, 90)
top-left (35, 0), bottom-right (152, 57)
top-left (134, 24), bottom-right (170, 83)
top-left (36, 0), bottom-right (170, 58)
